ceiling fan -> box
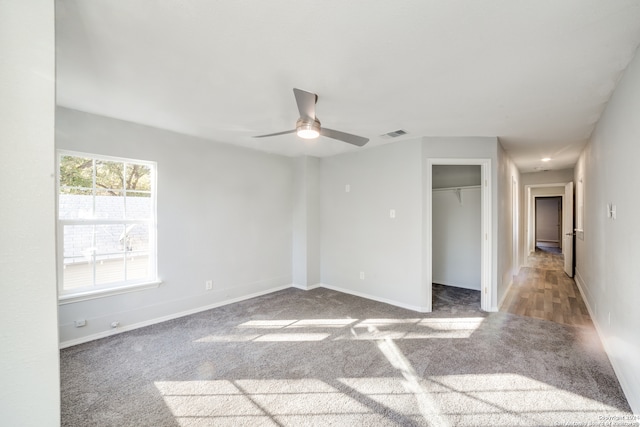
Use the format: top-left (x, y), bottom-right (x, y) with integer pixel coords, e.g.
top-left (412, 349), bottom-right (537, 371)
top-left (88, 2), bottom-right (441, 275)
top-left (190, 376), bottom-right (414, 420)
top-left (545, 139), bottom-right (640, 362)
top-left (254, 88), bottom-right (369, 147)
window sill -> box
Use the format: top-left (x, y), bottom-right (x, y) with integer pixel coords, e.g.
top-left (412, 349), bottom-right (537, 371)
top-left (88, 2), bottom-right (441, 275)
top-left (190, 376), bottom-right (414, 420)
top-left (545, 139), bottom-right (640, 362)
top-left (58, 280), bottom-right (162, 305)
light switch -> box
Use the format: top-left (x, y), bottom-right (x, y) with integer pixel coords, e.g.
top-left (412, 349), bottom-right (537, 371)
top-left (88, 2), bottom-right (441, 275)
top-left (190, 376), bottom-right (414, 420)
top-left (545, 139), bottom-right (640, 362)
top-left (345, 184), bottom-right (351, 193)
top-left (390, 209), bottom-right (396, 219)
top-left (611, 204), bottom-right (617, 220)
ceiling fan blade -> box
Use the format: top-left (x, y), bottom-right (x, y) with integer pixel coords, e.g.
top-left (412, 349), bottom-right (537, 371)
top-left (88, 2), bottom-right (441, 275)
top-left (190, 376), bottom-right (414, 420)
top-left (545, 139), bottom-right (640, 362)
top-left (320, 127), bottom-right (369, 147)
top-left (293, 88), bottom-right (317, 120)
top-left (253, 129), bottom-right (296, 138)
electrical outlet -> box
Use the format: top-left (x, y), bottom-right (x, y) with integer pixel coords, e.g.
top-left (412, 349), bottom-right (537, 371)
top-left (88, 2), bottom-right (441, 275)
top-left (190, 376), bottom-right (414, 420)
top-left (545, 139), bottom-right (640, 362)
top-left (359, 271), bottom-right (365, 280)
top-left (205, 280), bottom-right (213, 290)
top-left (74, 319), bottom-right (86, 328)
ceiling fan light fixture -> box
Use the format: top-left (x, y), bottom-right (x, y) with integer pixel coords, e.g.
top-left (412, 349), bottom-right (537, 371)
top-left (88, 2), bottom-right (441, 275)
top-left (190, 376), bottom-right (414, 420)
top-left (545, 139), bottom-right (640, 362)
top-left (296, 118), bottom-right (321, 139)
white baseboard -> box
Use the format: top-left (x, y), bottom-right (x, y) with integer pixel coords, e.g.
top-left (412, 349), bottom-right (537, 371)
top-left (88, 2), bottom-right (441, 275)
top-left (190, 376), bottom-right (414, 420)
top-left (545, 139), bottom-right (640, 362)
top-left (60, 281), bottom-right (453, 349)
top-left (59, 284), bottom-right (292, 349)
top-left (291, 283), bottom-right (322, 291)
top-left (573, 269), bottom-right (640, 414)
top-left (317, 283), bottom-right (429, 313)
top-left (497, 277), bottom-right (514, 311)
top-left (60, 282), bottom-right (428, 348)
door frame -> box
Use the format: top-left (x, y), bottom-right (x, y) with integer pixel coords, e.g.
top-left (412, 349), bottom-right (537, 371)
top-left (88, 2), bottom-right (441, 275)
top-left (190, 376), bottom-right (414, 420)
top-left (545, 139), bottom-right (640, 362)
top-left (425, 158), bottom-right (492, 312)
top-left (534, 195), bottom-right (563, 248)
top-left (524, 183), bottom-right (569, 256)
top-left (563, 182), bottom-right (574, 277)
top-left (512, 176), bottom-right (519, 277)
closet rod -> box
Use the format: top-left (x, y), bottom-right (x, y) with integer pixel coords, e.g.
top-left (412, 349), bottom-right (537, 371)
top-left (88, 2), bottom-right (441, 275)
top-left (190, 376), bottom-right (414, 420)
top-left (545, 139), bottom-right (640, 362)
top-left (432, 185), bottom-right (481, 192)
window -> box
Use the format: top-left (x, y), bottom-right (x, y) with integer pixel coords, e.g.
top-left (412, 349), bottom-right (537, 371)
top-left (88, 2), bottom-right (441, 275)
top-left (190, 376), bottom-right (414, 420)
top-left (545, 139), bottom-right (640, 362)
top-left (57, 151), bottom-right (158, 302)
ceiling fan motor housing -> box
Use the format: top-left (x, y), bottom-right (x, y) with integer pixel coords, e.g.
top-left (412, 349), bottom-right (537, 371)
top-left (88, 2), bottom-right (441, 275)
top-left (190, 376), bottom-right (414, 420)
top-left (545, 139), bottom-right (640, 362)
top-left (296, 117), bottom-right (321, 139)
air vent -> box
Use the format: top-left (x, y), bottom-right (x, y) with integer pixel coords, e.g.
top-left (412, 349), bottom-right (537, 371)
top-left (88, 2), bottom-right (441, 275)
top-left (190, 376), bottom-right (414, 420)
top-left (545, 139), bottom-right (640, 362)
top-left (380, 129), bottom-right (408, 139)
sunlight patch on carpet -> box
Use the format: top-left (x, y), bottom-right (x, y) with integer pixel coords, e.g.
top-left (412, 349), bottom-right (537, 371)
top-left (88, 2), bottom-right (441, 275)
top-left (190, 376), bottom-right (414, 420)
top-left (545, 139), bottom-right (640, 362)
top-left (375, 335), bottom-right (450, 427)
top-left (155, 379), bottom-right (377, 426)
top-left (237, 318), bottom-right (357, 329)
top-left (426, 373), bottom-right (627, 425)
top-left (195, 317), bottom-right (485, 343)
top-left (253, 333), bottom-right (330, 342)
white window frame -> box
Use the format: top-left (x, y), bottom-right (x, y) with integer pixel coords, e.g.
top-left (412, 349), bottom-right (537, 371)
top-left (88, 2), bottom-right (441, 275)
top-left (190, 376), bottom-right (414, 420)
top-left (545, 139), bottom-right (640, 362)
top-left (56, 150), bottom-right (160, 304)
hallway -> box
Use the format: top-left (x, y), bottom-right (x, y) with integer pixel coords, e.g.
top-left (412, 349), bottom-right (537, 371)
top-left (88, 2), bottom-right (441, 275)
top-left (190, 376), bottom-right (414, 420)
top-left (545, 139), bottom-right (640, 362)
top-left (501, 246), bottom-right (592, 327)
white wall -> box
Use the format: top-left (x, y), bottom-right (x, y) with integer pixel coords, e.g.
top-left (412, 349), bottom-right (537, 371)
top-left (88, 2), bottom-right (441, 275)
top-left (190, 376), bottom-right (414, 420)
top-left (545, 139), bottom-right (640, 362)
top-left (530, 186), bottom-right (565, 196)
top-left (292, 156), bottom-right (321, 288)
top-left (497, 143), bottom-right (521, 306)
top-left (574, 48), bottom-right (640, 413)
top-left (56, 108), bottom-right (294, 344)
top-left (0, 1), bottom-right (60, 425)
top-left (432, 187), bottom-right (481, 290)
top-left (320, 140), bottom-right (425, 310)
top-left (320, 136), bottom-right (516, 312)
top-left (432, 165), bottom-right (481, 188)
top-left (521, 169), bottom-right (574, 186)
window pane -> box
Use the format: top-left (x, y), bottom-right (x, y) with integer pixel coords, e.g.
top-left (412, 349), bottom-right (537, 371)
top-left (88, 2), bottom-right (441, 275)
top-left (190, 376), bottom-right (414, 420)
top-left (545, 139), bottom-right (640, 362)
top-left (63, 260), bottom-right (93, 292)
top-left (60, 155), bottom-right (93, 190)
top-left (96, 255), bottom-right (125, 285)
top-left (62, 223), bottom-right (95, 291)
top-left (126, 192), bottom-right (152, 219)
top-left (63, 224), bottom-right (95, 259)
top-left (125, 163), bottom-right (151, 191)
top-left (94, 224), bottom-right (125, 255)
top-left (122, 223), bottom-right (149, 252)
top-left (95, 190), bottom-right (125, 219)
top-left (94, 224), bottom-right (125, 285)
top-left (96, 160), bottom-right (124, 192)
top-left (126, 252), bottom-right (150, 281)
top-left (59, 190), bottom-right (93, 220)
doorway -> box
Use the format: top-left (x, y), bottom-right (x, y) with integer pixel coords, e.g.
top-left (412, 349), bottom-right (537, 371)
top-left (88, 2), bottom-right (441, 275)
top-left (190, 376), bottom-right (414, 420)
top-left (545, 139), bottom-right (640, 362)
top-left (425, 158), bottom-right (492, 312)
top-left (535, 196), bottom-right (562, 251)
top-left (524, 182), bottom-right (574, 277)
top-left (431, 165), bottom-right (482, 311)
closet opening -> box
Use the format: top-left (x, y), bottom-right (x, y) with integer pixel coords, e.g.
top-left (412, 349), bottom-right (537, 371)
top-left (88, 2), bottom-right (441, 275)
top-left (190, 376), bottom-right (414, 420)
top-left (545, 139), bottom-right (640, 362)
top-left (431, 165), bottom-right (482, 312)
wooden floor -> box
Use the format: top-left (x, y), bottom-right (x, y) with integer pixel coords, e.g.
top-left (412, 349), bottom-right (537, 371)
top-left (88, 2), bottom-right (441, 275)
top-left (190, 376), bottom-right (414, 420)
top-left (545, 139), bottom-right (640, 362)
top-left (500, 246), bottom-right (592, 327)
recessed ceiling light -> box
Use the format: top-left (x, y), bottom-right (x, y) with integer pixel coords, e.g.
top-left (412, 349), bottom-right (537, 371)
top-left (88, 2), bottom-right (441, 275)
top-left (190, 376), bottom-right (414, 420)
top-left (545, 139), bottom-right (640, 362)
top-left (541, 157), bottom-right (551, 162)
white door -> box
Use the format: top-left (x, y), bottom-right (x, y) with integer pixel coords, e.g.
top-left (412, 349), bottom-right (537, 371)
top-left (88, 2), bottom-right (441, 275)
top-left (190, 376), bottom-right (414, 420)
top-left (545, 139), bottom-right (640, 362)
top-left (563, 182), bottom-right (574, 277)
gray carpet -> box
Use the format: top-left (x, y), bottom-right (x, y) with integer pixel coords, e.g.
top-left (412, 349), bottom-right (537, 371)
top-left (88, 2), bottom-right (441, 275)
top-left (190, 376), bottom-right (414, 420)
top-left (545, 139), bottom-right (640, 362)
top-left (60, 287), bottom-right (635, 427)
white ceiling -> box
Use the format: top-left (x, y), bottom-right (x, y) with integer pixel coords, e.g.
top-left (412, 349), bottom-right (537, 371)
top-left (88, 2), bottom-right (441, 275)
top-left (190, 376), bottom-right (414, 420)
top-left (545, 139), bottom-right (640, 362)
top-left (56, 0), bottom-right (640, 172)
